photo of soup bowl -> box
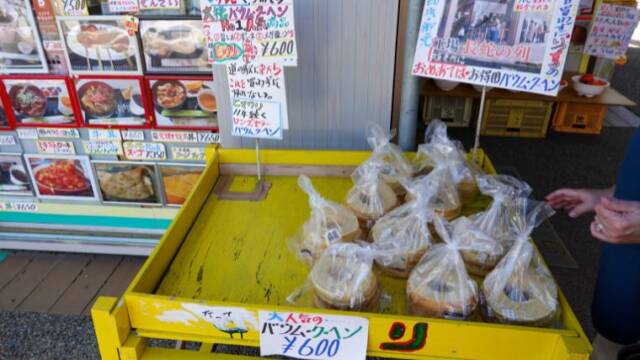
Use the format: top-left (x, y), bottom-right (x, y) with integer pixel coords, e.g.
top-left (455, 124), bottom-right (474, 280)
top-left (197, 89), bottom-right (217, 113)
top-left (78, 81), bottom-right (118, 118)
top-left (9, 164), bottom-right (28, 186)
top-left (152, 80), bottom-right (188, 110)
top-left (9, 84), bottom-right (47, 118)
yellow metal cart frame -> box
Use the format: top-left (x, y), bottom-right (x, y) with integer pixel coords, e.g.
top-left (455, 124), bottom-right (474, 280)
top-left (92, 147), bottom-right (592, 359)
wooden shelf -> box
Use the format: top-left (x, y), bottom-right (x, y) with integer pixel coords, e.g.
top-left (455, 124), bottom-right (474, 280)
top-left (421, 76), bottom-right (636, 106)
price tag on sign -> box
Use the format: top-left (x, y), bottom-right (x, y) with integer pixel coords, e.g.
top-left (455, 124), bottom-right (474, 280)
top-left (259, 311), bottom-right (369, 360)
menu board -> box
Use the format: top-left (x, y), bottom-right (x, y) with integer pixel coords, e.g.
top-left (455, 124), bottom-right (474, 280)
top-left (0, 154), bottom-right (33, 196)
top-left (227, 62), bottom-right (287, 139)
top-left (158, 163), bottom-right (204, 205)
top-left (0, 0), bottom-right (49, 73)
top-left (148, 77), bottom-right (218, 130)
top-left (2, 77), bottom-right (77, 127)
top-left (56, 16), bottom-right (143, 75)
top-left (584, 3), bottom-right (640, 60)
top-left (140, 19), bottom-right (211, 74)
top-left (75, 77), bottom-right (150, 128)
top-left (24, 154), bottom-right (99, 201)
top-left (199, 0), bottom-right (297, 65)
top-left (93, 161), bottom-right (161, 205)
top-left (412, 0), bottom-right (579, 95)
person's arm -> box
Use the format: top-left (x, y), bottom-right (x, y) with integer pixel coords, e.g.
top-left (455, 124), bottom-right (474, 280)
top-left (591, 197), bottom-right (640, 244)
top-left (546, 186), bottom-right (615, 218)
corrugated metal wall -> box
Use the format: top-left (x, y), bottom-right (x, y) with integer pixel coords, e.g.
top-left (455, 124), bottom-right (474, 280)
top-left (213, 0), bottom-right (400, 150)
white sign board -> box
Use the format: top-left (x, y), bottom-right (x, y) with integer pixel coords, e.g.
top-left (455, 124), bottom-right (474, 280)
top-left (412, 0), bottom-right (579, 95)
top-left (584, 3), bottom-right (640, 59)
top-left (200, 0), bottom-right (297, 65)
top-left (259, 311), bottom-right (368, 360)
top-left (227, 62), bottom-right (288, 139)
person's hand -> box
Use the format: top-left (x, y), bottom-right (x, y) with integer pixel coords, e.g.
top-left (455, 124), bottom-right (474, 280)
top-left (591, 197), bottom-right (640, 244)
top-left (545, 188), bottom-right (612, 218)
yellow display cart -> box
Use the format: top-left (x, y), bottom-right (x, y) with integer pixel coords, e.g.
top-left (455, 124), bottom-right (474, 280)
top-left (92, 146), bottom-right (592, 359)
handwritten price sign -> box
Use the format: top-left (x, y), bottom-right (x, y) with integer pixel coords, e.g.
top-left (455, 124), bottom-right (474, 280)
top-left (37, 140), bottom-right (76, 155)
top-left (121, 130), bottom-right (145, 141)
top-left (17, 128), bottom-right (38, 139)
top-left (140, 0), bottom-right (179, 10)
top-left (0, 201), bottom-right (38, 212)
top-left (171, 146), bottom-right (206, 161)
top-left (88, 129), bottom-right (121, 141)
top-left (0, 135), bottom-right (16, 146)
top-left (82, 141), bottom-right (123, 156)
top-left (151, 131), bottom-right (198, 143)
top-left (37, 128), bottom-right (79, 138)
top-left (196, 132), bottom-right (219, 144)
top-left (124, 141), bottom-right (166, 160)
top-left (259, 311), bottom-right (368, 360)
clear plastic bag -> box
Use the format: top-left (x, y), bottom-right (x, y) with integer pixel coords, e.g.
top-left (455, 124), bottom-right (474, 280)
top-left (407, 168), bottom-right (461, 220)
top-left (370, 177), bottom-right (436, 278)
top-left (407, 216), bottom-right (478, 320)
top-left (289, 243), bottom-right (382, 311)
top-left (291, 175), bottom-right (361, 265)
top-left (451, 216), bottom-right (505, 277)
top-left (413, 119), bottom-right (480, 204)
top-left (347, 160), bottom-right (398, 236)
top-left (365, 124), bottom-right (413, 195)
top-left (482, 199), bottom-right (560, 327)
top-left (471, 174), bottom-right (533, 247)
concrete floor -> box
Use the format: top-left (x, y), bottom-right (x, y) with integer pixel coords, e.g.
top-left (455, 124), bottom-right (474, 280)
top-left (0, 127), bottom-right (637, 359)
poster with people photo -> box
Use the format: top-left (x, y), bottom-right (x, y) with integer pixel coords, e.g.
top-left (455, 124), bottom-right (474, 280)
top-left (92, 161), bottom-right (162, 205)
top-left (24, 154), bottom-right (99, 201)
top-left (140, 19), bottom-right (211, 74)
top-left (0, 154), bottom-right (33, 196)
top-left (2, 76), bottom-right (79, 127)
top-left (75, 76), bottom-right (151, 128)
top-left (0, 0), bottom-right (48, 73)
top-left (56, 16), bottom-right (143, 75)
top-left (412, 0), bottom-right (579, 95)
top-left (147, 76), bottom-right (217, 130)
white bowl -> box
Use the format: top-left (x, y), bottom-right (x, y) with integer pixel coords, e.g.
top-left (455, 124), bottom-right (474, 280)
top-left (434, 79), bottom-right (459, 91)
top-left (472, 84), bottom-right (493, 93)
top-left (58, 93), bottom-right (73, 116)
top-left (572, 75), bottom-right (609, 98)
top-left (129, 91), bottom-right (145, 116)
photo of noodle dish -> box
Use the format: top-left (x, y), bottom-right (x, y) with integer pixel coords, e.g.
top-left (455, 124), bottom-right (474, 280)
top-left (75, 78), bottom-right (148, 127)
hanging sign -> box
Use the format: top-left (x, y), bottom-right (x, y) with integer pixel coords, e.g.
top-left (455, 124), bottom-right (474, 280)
top-left (82, 141), bottom-right (124, 156)
top-left (171, 146), bottom-right (206, 161)
top-left (412, 0), bottom-right (579, 95)
top-left (88, 129), bottom-right (122, 141)
top-left (584, 3), bottom-right (640, 60)
top-left (124, 141), bottom-right (166, 160)
top-left (200, 0), bottom-right (297, 65)
top-left (259, 311), bottom-right (369, 360)
top-left (121, 130), bottom-right (145, 141)
top-left (0, 135), bottom-right (16, 146)
top-left (227, 62), bottom-right (287, 139)
top-left (37, 140), bottom-right (76, 155)
top-left (37, 128), bottom-right (80, 139)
